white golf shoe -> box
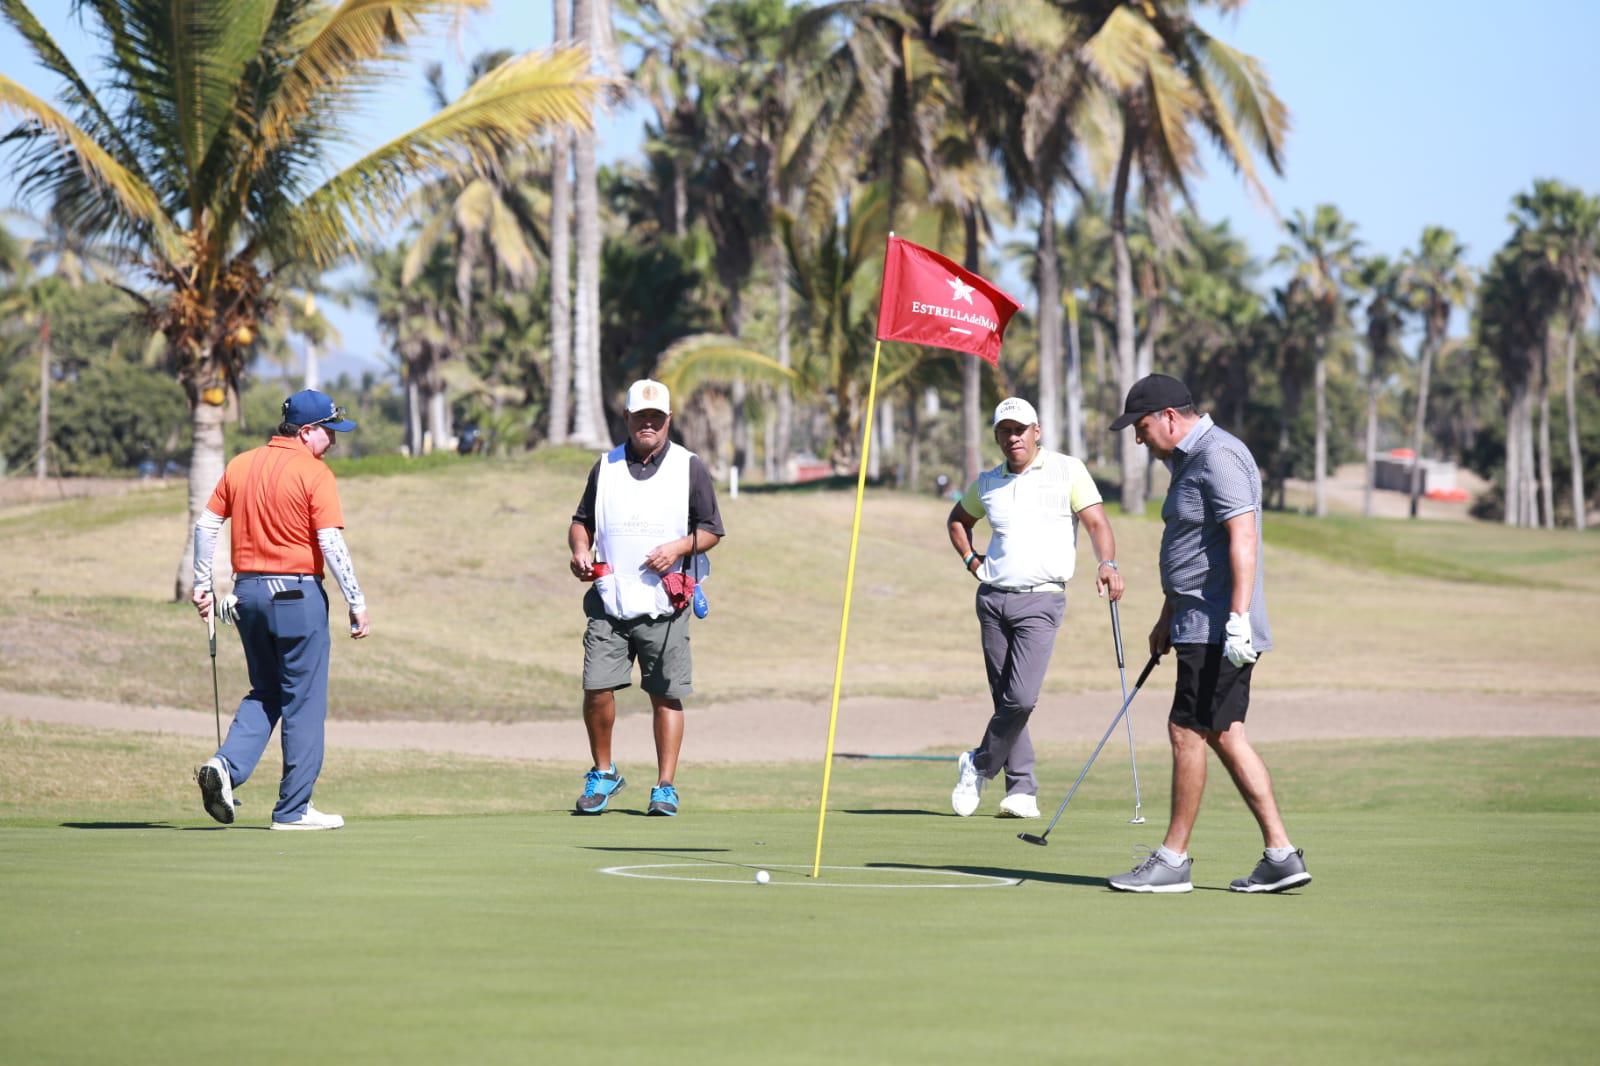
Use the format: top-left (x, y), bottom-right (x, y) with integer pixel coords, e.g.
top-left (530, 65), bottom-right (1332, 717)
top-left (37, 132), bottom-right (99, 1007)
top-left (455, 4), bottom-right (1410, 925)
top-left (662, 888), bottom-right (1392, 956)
top-left (194, 757), bottom-right (236, 825)
top-left (270, 805), bottom-right (344, 831)
top-left (997, 793), bottom-right (1040, 819)
top-left (951, 750), bottom-right (984, 817)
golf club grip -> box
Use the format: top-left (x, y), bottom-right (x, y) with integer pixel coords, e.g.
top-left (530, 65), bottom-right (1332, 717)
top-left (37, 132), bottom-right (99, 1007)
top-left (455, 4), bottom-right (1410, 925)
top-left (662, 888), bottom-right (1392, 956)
top-left (1109, 600), bottom-right (1125, 669)
top-left (1132, 653), bottom-right (1161, 691)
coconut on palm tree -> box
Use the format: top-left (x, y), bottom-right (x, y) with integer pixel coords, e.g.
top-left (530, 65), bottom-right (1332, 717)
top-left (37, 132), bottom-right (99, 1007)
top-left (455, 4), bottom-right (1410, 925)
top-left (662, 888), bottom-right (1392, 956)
top-left (0, 0), bottom-right (598, 598)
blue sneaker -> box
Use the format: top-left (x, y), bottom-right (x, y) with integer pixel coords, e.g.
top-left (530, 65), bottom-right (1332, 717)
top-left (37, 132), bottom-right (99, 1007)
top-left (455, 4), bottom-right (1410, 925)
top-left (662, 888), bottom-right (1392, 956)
top-left (575, 765), bottom-right (625, 814)
top-left (647, 783), bottom-right (680, 817)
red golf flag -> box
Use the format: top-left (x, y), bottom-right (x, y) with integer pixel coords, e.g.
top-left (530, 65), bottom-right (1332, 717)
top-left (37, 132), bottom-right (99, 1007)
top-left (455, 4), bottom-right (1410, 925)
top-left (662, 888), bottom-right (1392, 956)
top-left (875, 236), bottom-right (1021, 366)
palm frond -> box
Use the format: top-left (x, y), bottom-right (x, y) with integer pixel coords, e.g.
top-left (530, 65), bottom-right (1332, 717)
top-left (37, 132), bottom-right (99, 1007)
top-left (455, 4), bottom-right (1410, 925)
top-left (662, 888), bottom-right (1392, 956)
top-left (270, 47), bottom-right (599, 267)
top-left (0, 74), bottom-right (179, 258)
top-left (259, 0), bottom-right (493, 153)
top-left (653, 333), bottom-right (799, 397)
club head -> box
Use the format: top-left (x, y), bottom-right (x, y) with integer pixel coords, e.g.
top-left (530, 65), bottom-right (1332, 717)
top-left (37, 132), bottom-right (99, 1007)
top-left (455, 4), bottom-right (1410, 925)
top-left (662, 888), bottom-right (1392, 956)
top-left (1017, 832), bottom-right (1049, 846)
top-left (1129, 816), bottom-right (1147, 824)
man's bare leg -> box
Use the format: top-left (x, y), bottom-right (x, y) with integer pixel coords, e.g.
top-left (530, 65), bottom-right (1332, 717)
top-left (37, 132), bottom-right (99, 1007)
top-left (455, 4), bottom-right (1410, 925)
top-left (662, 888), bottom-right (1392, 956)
top-left (1209, 722), bottom-right (1291, 850)
top-left (651, 695), bottom-right (684, 784)
top-left (583, 689), bottom-right (617, 769)
top-left (1163, 721), bottom-right (1209, 854)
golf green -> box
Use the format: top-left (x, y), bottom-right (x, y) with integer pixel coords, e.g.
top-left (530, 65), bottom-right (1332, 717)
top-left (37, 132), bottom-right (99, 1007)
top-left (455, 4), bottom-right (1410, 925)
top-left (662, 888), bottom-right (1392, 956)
top-left (3, 739), bottom-right (1597, 1064)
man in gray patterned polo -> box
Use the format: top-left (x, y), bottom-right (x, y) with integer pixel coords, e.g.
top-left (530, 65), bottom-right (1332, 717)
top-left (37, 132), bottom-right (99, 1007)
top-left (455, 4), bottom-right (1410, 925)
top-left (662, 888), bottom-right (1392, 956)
top-left (1105, 374), bottom-right (1311, 895)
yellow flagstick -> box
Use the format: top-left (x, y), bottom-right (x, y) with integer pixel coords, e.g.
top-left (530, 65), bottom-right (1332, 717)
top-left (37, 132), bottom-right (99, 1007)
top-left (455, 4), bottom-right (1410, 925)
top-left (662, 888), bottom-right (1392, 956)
top-left (810, 337), bottom-right (885, 879)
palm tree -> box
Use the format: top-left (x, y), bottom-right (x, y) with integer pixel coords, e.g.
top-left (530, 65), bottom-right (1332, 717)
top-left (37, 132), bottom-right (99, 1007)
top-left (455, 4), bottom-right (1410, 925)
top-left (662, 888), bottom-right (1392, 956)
top-left (570, 0), bottom-right (618, 448)
top-left (1511, 181), bottom-right (1600, 529)
top-left (1478, 242), bottom-right (1559, 527)
top-left (1356, 255), bottom-right (1405, 517)
top-left (1400, 226), bottom-right (1473, 518)
top-left (0, 0), bottom-right (598, 598)
top-left (1274, 204), bottom-right (1359, 517)
top-left (1084, 0), bottom-right (1287, 514)
top-left (548, 0), bottom-right (575, 445)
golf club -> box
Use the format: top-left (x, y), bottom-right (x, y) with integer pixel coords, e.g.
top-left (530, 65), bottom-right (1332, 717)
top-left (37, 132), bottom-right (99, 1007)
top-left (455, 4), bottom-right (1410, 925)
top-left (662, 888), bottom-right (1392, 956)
top-left (207, 595), bottom-right (221, 747)
top-left (1110, 600), bottom-right (1146, 824)
top-left (1019, 652), bottom-right (1161, 847)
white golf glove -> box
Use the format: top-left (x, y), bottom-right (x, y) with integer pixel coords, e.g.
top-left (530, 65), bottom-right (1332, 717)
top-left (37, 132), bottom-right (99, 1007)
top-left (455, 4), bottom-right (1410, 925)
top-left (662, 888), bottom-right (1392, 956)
top-left (219, 594), bottom-right (240, 627)
top-left (1223, 612), bottom-right (1258, 667)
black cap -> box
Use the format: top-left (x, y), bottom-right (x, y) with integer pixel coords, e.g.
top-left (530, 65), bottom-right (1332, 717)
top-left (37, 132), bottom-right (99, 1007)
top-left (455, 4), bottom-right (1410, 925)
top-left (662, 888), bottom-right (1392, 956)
top-left (1109, 374), bottom-right (1193, 431)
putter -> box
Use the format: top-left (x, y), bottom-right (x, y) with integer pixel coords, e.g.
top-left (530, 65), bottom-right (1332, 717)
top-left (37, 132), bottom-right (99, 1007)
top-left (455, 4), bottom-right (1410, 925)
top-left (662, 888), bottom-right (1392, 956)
top-left (207, 597), bottom-right (222, 747)
top-left (1110, 600), bottom-right (1146, 824)
top-left (1019, 652), bottom-right (1161, 847)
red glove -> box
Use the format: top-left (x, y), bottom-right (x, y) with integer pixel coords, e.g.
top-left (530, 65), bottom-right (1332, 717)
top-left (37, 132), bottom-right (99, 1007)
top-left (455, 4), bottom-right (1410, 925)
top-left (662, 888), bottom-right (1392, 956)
top-left (661, 571), bottom-right (696, 610)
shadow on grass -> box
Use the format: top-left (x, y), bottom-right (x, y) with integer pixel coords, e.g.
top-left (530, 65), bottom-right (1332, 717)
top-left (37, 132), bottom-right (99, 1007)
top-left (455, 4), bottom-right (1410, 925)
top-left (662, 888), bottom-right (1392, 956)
top-left (60, 821), bottom-right (228, 831)
top-left (840, 808), bottom-right (948, 817)
top-left (868, 861), bottom-right (1107, 889)
top-left (583, 846), bottom-right (731, 853)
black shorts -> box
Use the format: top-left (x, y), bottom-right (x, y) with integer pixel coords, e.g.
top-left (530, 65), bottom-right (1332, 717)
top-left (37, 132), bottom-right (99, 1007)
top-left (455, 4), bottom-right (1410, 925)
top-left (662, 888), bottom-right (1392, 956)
top-left (1169, 643), bottom-right (1253, 732)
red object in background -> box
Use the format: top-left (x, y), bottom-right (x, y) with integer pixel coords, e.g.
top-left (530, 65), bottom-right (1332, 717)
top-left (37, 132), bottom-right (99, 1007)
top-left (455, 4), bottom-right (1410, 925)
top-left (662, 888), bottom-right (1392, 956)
top-left (1425, 488), bottom-right (1470, 503)
top-left (1389, 447), bottom-right (1417, 459)
top-left (875, 236), bottom-right (1021, 366)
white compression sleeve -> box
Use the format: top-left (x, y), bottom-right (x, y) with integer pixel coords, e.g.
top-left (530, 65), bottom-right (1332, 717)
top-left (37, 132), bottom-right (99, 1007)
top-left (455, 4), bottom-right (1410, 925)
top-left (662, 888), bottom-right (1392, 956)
top-left (317, 527), bottom-right (365, 613)
top-left (193, 509), bottom-right (225, 592)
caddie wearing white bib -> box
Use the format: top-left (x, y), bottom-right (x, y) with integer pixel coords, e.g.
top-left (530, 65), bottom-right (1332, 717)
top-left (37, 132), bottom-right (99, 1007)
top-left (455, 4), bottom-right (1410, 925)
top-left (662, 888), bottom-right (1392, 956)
top-left (945, 397), bottom-right (1125, 819)
top-left (567, 379), bottom-right (724, 817)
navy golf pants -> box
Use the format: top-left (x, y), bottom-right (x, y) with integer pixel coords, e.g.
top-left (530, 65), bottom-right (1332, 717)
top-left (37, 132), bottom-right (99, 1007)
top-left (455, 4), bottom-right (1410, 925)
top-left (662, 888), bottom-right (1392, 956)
top-left (215, 574), bottom-right (331, 822)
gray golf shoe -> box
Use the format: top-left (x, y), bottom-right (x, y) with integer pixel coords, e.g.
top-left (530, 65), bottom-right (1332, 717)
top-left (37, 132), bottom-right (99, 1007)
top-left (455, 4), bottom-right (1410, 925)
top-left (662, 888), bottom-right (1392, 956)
top-left (195, 757), bottom-right (236, 826)
top-left (1229, 849), bottom-right (1312, 893)
top-left (1108, 849), bottom-right (1193, 894)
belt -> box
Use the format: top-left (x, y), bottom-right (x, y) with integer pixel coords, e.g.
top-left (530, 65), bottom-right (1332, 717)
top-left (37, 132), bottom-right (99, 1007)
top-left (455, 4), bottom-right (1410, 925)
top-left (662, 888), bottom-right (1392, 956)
top-left (235, 573), bottom-right (318, 581)
top-left (984, 581), bottom-right (1066, 594)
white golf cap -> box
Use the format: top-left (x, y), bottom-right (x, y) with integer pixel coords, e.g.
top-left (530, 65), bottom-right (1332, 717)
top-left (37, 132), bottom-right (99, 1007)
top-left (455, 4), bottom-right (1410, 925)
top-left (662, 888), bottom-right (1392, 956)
top-left (625, 378), bottom-right (671, 414)
top-left (992, 396), bottom-right (1039, 428)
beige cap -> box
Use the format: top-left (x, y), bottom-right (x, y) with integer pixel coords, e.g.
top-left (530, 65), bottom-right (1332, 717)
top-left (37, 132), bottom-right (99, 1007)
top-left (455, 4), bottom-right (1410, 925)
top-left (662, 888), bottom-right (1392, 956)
top-left (626, 379), bottom-right (671, 414)
top-left (992, 396), bottom-right (1039, 427)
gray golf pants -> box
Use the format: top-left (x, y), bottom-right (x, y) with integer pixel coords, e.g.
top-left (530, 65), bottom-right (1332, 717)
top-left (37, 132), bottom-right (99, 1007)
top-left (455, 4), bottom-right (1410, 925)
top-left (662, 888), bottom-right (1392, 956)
top-left (970, 586), bottom-right (1065, 797)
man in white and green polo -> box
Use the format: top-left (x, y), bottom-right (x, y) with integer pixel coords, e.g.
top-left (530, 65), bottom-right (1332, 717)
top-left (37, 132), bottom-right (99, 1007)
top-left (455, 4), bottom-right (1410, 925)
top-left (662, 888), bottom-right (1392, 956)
top-left (945, 397), bottom-right (1125, 818)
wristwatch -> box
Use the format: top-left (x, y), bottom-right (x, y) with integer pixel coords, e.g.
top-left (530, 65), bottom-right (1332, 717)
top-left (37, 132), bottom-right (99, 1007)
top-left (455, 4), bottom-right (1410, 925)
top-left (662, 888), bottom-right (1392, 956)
top-left (1098, 560), bottom-right (1118, 570)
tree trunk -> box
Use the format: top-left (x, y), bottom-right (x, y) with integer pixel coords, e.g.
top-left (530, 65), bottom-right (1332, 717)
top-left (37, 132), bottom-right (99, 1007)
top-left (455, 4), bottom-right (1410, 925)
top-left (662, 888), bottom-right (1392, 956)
top-left (1092, 320), bottom-right (1107, 466)
top-left (1407, 329), bottom-right (1439, 518)
top-left (547, 0), bottom-right (574, 445)
top-left (1110, 129), bottom-right (1143, 514)
top-left (1566, 312), bottom-right (1587, 530)
top-left (569, 0), bottom-right (603, 447)
top-left (1522, 388), bottom-right (1539, 526)
top-left (1035, 189), bottom-right (1061, 451)
top-left (906, 397), bottom-right (921, 494)
top-left (1363, 357), bottom-right (1378, 518)
top-left (304, 338), bottom-right (318, 391)
top-left (428, 386), bottom-right (451, 450)
top-left (1313, 334), bottom-right (1328, 518)
top-left (1537, 336), bottom-right (1555, 528)
top-left (35, 319), bottom-right (51, 479)
top-left (405, 373), bottom-right (422, 456)
top-left (1064, 291), bottom-right (1086, 459)
top-left (175, 399), bottom-right (228, 601)
top-left (1503, 384), bottom-right (1521, 526)
top-left (962, 210), bottom-right (982, 482)
top-left (772, 231), bottom-right (793, 480)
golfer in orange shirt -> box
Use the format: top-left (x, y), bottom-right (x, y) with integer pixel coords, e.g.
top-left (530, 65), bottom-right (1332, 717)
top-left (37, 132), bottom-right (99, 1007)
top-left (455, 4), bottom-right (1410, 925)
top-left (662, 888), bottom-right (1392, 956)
top-left (189, 389), bottom-right (370, 830)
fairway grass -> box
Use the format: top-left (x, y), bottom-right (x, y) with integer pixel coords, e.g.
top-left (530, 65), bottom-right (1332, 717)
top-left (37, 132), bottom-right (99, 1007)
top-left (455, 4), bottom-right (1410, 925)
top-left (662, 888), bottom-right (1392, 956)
top-left (3, 727), bottom-right (1597, 1063)
top-left (3, 455), bottom-right (1598, 720)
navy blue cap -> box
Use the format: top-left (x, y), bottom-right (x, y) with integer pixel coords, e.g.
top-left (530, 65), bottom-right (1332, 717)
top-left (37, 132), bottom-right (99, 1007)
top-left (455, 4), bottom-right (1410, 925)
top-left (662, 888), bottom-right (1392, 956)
top-left (282, 389), bottom-right (357, 432)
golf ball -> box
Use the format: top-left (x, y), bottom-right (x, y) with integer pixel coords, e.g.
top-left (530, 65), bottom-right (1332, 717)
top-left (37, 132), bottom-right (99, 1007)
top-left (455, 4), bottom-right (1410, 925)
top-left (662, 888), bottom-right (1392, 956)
top-left (754, 869), bottom-right (771, 885)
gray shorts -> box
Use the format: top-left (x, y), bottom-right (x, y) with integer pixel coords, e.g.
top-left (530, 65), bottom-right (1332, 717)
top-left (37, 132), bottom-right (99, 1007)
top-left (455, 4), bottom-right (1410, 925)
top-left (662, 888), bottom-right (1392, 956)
top-left (581, 586), bottom-right (693, 699)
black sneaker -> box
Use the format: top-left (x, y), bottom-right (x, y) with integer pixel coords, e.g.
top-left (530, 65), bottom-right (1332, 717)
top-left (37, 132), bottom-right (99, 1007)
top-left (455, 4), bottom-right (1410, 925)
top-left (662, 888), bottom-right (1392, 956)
top-left (575, 766), bottom-right (625, 814)
top-left (195, 757), bottom-right (236, 825)
top-left (1229, 849), bottom-right (1312, 893)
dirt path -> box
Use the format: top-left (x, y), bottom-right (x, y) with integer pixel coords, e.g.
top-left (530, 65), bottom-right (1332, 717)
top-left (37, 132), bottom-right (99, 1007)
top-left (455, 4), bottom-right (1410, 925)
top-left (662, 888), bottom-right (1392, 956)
top-left (5, 687), bottom-right (1595, 764)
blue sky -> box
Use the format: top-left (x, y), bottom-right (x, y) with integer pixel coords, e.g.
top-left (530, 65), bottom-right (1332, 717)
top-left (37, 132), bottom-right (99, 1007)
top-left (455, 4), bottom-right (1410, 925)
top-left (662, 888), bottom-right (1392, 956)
top-left (3, 1), bottom-right (1597, 378)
